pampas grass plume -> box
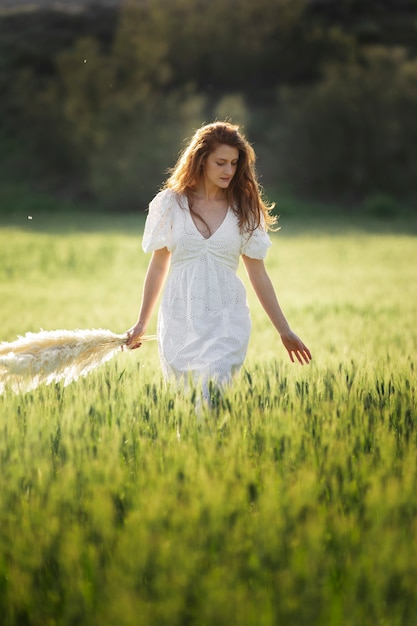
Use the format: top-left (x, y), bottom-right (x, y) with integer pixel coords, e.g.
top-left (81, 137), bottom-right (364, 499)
top-left (0, 329), bottom-right (155, 394)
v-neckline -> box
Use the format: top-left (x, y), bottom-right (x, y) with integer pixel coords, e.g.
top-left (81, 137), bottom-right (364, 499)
top-left (187, 200), bottom-right (230, 241)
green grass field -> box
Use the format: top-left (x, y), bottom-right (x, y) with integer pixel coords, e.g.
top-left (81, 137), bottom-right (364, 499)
top-left (0, 207), bottom-right (416, 626)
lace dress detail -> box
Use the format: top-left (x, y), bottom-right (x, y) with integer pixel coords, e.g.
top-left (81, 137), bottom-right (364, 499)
top-left (143, 188), bottom-right (271, 391)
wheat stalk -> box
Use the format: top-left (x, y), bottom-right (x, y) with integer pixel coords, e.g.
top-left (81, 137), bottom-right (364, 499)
top-left (0, 329), bottom-right (156, 394)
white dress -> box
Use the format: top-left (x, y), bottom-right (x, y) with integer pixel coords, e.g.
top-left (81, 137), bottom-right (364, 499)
top-left (142, 188), bottom-right (271, 391)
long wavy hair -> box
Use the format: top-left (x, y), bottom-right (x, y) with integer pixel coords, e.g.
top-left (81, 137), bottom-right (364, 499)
top-left (164, 122), bottom-right (277, 234)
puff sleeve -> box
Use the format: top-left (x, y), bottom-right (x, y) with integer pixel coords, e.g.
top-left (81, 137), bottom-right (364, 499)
top-left (142, 189), bottom-right (174, 253)
top-left (240, 221), bottom-right (272, 259)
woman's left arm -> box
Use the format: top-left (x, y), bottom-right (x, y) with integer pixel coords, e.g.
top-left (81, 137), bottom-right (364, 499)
top-left (242, 255), bottom-right (312, 364)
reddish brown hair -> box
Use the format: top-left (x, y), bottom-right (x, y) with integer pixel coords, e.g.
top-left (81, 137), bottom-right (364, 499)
top-left (165, 122), bottom-right (276, 233)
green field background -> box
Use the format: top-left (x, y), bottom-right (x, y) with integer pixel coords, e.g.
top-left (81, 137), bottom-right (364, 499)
top-left (0, 210), bottom-right (416, 625)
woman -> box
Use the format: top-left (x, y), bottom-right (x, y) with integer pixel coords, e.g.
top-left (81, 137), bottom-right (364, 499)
top-left (126, 122), bottom-right (311, 398)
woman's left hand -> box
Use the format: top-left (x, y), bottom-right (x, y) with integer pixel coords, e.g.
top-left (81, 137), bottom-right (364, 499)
top-left (280, 330), bottom-right (312, 364)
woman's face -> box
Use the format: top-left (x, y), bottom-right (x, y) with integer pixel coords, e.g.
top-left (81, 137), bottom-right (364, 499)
top-left (203, 144), bottom-right (239, 191)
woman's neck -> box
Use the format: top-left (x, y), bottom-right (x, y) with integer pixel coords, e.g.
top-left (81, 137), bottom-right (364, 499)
top-left (194, 181), bottom-right (226, 202)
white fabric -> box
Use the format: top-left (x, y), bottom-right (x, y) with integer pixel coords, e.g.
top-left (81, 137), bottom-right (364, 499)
top-left (143, 188), bottom-right (272, 390)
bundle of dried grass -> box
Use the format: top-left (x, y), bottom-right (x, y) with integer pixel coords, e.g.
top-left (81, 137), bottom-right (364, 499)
top-left (0, 329), bottom-right (156, 394)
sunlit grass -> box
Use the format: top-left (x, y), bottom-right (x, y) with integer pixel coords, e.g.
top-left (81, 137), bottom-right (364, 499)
top-left (0, 211), bottom-right (416, 625)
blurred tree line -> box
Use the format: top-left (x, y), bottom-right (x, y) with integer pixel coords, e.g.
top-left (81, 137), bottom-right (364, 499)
top-left (1, 0), bottom-right (417, 211)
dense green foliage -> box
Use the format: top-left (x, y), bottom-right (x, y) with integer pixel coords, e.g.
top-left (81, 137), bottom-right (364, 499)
top-left (0, 208), bottom-right (416, 625)
top-left (1, 0), bottom-right (417, 208)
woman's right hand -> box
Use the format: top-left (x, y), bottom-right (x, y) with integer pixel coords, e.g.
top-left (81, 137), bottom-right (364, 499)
top-left (125, 322), bottom-right (145, 350)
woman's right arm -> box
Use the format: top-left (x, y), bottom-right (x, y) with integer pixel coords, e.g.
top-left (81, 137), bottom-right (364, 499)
top-left (126, 247), bottom-right (171, 348)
